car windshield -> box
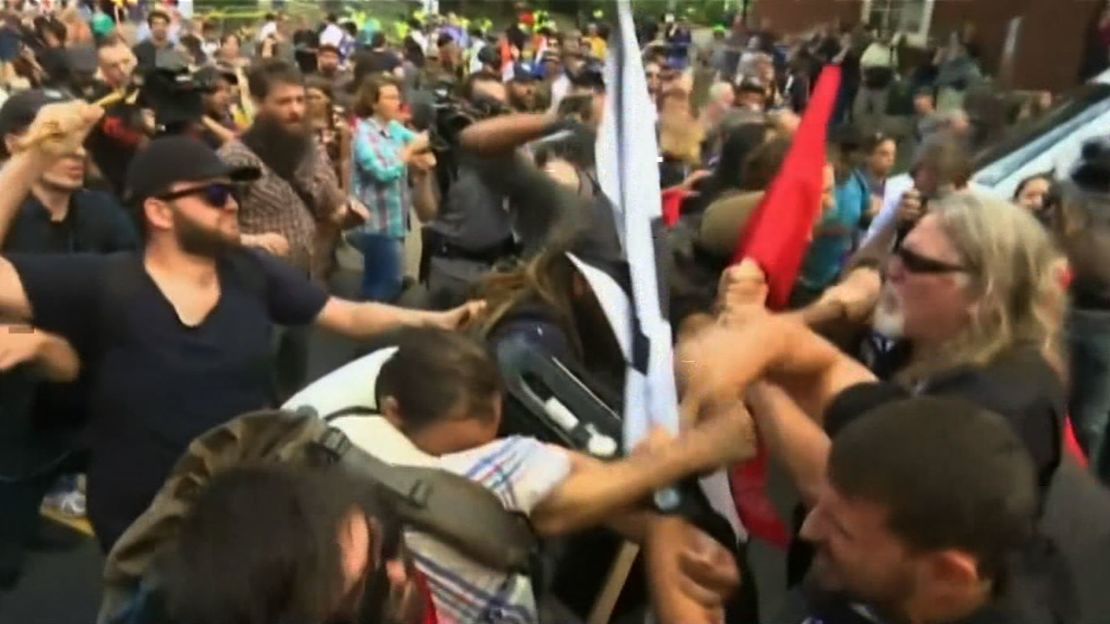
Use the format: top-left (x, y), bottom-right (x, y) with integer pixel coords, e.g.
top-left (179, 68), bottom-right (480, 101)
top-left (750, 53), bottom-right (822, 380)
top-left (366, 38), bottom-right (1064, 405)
top-left (973, 83), bottom-right (1110, 185)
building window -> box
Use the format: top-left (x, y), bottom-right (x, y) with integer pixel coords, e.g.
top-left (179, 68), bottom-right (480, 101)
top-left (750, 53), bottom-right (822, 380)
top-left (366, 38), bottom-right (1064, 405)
top-left (860, 0), bottom-right (935, 47)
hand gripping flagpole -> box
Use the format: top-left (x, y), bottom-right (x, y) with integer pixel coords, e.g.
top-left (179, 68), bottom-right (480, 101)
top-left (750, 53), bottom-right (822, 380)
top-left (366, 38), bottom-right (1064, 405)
top-left (595, 0), bottom-right (681, 511)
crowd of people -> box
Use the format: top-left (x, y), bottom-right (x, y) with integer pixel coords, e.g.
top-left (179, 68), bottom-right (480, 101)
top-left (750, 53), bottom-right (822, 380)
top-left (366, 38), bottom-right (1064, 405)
top-left (0, 1), bottom-right (1108, 624)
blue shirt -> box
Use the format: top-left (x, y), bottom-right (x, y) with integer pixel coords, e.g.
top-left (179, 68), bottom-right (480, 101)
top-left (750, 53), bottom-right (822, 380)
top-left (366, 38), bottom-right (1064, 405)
top-left (352, 117), bottom-right (417, 239)
top-left (797, 172), bottom-right (868, 291)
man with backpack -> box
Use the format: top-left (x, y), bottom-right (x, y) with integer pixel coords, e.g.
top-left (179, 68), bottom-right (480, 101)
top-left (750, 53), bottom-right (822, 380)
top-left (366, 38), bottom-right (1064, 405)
top-left (0, 100), bottom-right (481, 551)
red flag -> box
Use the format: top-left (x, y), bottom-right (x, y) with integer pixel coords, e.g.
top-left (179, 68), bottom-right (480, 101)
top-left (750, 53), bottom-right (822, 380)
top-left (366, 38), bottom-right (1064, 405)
top-left (729, 66), bottom-right (842, 549)
top-left (733, 65), bottom-right (842, 307)
top-left (661, 187), bottom-right (693, 227)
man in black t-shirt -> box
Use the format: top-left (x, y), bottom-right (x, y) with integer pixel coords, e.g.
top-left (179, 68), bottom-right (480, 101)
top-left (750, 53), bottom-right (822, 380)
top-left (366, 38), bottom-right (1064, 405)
top-left (796, 397), bottom-right (1040, 624)
top-left (0, 102), bottom-right (482, 551)
top-left (0, 88), bottom-right (138, 584)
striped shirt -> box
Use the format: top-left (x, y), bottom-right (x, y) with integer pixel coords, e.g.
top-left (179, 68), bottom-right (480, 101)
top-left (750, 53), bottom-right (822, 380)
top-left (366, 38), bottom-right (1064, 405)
top-left (334, 417), bottom-right (571, 624)
top-left (352, 117), bottom-right (417, 240)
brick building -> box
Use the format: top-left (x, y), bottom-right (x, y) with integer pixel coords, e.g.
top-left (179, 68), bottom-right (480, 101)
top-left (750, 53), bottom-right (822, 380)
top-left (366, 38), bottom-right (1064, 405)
top-left (754, 0), bottom-right (1106, 93)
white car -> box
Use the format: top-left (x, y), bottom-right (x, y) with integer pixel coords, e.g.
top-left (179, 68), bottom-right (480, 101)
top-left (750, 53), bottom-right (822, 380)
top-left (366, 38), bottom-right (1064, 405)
top-left (972, 71), bottom-right (1110, 199)
top-left (867, 72), bottom-right (1110, 242)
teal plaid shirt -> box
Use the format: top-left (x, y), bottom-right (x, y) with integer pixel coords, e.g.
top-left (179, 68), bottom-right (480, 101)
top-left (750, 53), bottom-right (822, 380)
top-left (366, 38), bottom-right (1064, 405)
top-left (352, 117), bottom-right (417, 239)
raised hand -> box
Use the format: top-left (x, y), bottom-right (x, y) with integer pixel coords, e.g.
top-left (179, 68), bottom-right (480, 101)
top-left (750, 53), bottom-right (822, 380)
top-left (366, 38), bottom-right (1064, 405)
top-left (17, 101), bottom-right (104, 159)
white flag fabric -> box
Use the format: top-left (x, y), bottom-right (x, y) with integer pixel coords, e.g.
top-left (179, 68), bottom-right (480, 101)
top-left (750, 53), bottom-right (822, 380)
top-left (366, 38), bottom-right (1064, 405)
top-left (595, 0), bottom-right (678, 454)
top-left (592, 0), bottom-right (744, 536)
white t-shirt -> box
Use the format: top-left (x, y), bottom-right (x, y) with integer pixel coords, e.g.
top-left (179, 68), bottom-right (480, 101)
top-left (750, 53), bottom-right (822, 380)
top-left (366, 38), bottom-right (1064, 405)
top-left (335, 416), bottom-right (571, 624)
top-left (257, 20), bottom-right (278, 42)
top-left (320, 23), bottom-right (345, 48)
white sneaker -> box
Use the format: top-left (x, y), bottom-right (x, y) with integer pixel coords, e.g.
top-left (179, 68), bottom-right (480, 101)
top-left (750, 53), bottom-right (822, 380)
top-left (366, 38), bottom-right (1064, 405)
top-left (41, 477), bottom-right (87, 519)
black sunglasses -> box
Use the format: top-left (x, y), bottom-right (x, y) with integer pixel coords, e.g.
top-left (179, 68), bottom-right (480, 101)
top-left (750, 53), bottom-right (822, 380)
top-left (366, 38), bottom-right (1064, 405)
top-left (157, 183), bottom-right (239, 208)
top-left (894, 245), bottom-right (966, 275)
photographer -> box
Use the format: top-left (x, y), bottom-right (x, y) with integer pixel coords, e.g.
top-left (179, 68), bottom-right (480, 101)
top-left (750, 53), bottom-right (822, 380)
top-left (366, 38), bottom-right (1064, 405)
top-left (421, 70), bottom-right (517, 310)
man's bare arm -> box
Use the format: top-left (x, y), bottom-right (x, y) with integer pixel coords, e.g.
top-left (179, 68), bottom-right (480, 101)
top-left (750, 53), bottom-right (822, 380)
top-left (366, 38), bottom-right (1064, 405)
top-left (679, 315), bottom-right (877, 423)
top-left (458, 112), bottom-right (558, 156)
top-left (411, 168), bottom-right (439, 223)
top-left (746, 383), bottom-right (830, 507)
top-left (314, 298), bottom-right (484, 340)
top-left (530, 409), bottom-right (756, 537)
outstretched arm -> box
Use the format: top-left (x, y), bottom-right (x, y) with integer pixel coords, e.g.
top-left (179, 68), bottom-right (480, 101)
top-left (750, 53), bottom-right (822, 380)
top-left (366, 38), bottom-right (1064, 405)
top-left (460, 113), bottom-right (602, 253)
top-left (314, 297), bottom-right (485, 340)
top-left (458, 112), bottom-right (558, 156)
top-left (678, 314), bottom-right (876, 423)
top-left (0, 325), bottom-right (81, 382)
top-left (746, 382), bottom-right (830, 507)
top-left (530, 405), bottom-right (756, 537)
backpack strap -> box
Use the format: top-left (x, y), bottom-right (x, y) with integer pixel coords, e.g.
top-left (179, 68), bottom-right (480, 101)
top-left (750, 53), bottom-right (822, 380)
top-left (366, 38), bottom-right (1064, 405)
top-left (321, 405), bottom-right (380, 423)
top-left (313, 424), bottom-right (539, 574)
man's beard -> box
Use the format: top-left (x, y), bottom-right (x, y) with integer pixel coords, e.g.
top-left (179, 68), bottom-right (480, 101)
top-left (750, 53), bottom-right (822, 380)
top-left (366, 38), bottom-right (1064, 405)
top-left (173, 209), bottom-right (238, 258)
top-left (241, 113), bottom-right (313, 182)
top-left (872, 285), bottom-right (906, 339)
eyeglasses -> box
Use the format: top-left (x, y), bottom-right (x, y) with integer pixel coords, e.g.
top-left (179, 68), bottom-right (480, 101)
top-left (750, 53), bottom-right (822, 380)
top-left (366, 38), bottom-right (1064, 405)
top-left (157, 183), bottom-right (239, 209)
top-left (894, 245), bottom-right (966, 275)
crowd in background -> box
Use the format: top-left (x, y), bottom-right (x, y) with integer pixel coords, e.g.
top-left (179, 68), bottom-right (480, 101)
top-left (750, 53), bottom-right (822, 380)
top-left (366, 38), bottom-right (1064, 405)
top-left (0, 1), bottom-right (1108, 624)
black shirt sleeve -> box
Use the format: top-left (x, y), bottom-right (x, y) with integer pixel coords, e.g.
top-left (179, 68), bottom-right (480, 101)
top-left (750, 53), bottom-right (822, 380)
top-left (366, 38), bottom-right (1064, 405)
top-left (82, 191), bottom-right (140, 253)
top-left (926, 362), bottom-right (1063, 488)
top-left (5, 253), bottom-right (109, 351)
top-left (823, 381), bottom-right (911, 437)
top-left (251, 250), bottom-right (329, 326)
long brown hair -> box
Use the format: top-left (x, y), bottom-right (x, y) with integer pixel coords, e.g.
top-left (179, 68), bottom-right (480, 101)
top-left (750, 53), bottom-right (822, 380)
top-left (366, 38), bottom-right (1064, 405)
top-left (474, 248), bottom-right (586, 359)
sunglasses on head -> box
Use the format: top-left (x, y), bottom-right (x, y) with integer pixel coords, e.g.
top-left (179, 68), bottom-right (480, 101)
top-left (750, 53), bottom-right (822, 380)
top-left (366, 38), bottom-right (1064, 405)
top-left (156, 183), bottom-right (239, 208)
top-left (894, 245), bottom-right (966, 275)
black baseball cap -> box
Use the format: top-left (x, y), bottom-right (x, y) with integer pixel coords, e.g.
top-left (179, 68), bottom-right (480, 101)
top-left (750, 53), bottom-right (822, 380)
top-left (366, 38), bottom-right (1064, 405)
top-left (0, 88), bottom-right (71, 139)
top-left (125, 136), bottom-right (259, 203)
top-left (0, 89), bottom-right (71, 158)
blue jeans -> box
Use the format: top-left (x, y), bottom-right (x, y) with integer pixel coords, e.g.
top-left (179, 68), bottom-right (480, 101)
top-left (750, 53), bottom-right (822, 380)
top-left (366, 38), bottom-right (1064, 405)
top-left (350, 231), bottom-right (405, 303)
top-left (1069, 308), bottom-right (1110, 482)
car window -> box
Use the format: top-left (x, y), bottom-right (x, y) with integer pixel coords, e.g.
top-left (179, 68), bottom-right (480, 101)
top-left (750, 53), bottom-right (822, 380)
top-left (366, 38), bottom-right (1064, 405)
top-left (974, 84), bottom-right (1110, 186)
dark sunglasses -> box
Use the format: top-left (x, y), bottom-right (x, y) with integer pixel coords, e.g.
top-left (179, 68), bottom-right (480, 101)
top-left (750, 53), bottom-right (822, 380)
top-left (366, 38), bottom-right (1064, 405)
top-left (894, 245), bottom-right (966, 275)
top-left (157, 183), bottom-right (239, 208)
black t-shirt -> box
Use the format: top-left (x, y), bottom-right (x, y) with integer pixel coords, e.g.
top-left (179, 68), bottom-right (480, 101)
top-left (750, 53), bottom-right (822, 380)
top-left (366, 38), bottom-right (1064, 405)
top-left (352, 48), bottom-right (401, 84)
top-left (827, 347), bottom-right (1064, 489)
top-left (0, 190), bottom-right (138, 476)
top-left (787, 348), bottom-right (1066, 590)
top-left (292, 28), bottom-right (319, 74)
top-left (132, 40), bottom-right (163, 74)
top-left (7, 249), bottom-right (328, 549)
top-left (2, 190), bottom-right (139, 255)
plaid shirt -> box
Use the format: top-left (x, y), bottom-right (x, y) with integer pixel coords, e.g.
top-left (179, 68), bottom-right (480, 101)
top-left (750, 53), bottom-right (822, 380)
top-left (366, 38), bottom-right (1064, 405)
top-left (352, 117), bottom-right (416, 239)
top-left (219, 139), bottom-right (344, 275)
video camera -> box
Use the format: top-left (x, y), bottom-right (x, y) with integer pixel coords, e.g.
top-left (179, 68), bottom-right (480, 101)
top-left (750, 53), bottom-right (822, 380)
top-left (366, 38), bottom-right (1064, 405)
top-left (138, 49), bottom-right (215, 135)
top-left (424, 78), bottom-right (509, 152)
